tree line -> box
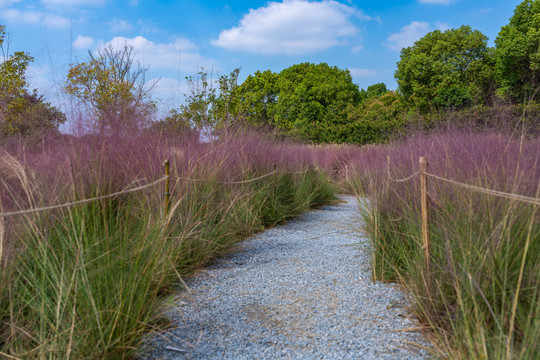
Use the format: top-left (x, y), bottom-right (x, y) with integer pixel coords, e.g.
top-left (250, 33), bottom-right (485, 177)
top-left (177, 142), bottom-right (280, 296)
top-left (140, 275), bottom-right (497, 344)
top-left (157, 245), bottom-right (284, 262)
top-left (1, 0), bottom-right (538, 144)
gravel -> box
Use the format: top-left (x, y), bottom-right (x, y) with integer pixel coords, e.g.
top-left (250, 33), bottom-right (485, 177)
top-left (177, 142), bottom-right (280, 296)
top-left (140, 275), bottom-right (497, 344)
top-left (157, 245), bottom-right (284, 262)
top-left (139, 195), bottom-right (430, 360)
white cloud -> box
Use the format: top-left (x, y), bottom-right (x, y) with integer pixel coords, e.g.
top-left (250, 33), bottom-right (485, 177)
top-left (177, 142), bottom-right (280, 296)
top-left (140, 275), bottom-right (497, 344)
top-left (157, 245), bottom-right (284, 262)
top-left (212, 0), bottom-right (367, 55)
top-left (0, 0), bottom-right (21, 7)
top-left (384, 21), bottom-right (431, 51)
top-left (135, 19), bottom-right (165, 35)
top-left (351, 44), bottom-right (363, 53)
top-left (418, 0), bottom-right (454, 4)
top-left (109, 19), bottom-right (133, 33)
top-left (73, 35), bottom-right (94, 49)
top-left (41, 0), bottom-right (105, 5)
top-left (26, 64), bottom-right (54, 92)
top-left (348, 68), bottom-right (379, 78)
top-left (435, 21), bottom-right (450, 31)
top-left (102, 36), bottom-right (217, 72)
top-left (150, 77), bottom-right (190, 107)
top-left (1, 9), bottom-right (69, 28)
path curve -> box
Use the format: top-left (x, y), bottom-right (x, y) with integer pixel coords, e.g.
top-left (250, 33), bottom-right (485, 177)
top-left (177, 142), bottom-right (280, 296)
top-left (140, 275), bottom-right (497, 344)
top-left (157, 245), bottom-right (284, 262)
top-left (140, 196), bottom-right (429, 359)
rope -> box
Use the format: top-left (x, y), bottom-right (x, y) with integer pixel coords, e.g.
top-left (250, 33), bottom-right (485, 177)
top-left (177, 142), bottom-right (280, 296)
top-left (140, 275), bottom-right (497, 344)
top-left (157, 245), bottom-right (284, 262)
top-left (388, 170), bottom-right (421, 183)
top-left (282, 168), bottom-right (311, 175)
top-left (170, 171), bottom-right (277, 185)
top-left (423, 172), bottom-right (540, 206)
top-left (169, 168), bottom-right (312, 185)
top-left (0, 177), bottom-right (168, 218)
top-left (0, 168), bottom-right (316, 218)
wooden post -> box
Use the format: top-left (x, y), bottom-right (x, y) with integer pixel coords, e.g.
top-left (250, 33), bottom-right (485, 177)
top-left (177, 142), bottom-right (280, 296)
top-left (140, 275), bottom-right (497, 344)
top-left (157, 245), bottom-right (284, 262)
top-left (164, 159), bottom-right (170, 215)
top-left (419, 157), bottom-right (431, 284)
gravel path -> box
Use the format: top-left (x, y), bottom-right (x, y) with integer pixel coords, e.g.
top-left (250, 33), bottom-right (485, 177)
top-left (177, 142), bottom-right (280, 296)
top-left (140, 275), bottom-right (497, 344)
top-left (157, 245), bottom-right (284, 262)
top-left (139, 195), bottom-right (429, 359)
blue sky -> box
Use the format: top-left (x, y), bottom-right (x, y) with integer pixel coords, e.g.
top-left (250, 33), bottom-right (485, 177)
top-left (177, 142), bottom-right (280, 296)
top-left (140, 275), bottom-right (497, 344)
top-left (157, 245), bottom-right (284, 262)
top-left (0, 0), bottom-right (521, 116)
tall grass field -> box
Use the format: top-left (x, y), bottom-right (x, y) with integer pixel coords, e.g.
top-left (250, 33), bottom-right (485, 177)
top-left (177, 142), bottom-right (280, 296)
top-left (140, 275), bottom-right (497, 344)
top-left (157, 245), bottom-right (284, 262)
top-left (0, 127), bottom-right (538, 359)
top-left (345, 129), bottom-right (539, 359)
top-left (0, 130), bottom-right (337, 359)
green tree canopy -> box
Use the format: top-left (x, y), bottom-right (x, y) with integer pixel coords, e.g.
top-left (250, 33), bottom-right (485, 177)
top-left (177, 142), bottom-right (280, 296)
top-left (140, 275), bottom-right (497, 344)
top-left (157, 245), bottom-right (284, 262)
top-left (395, 25), bottom-right (491, 112)
top-left (346, 91), bottom-right (405, 144)
top-left (358, 83), bottom-right (389, 103)
top-left (233, 63), bottom-right (360, 143)
top-left (0, 25), bottom-right (65, 141)
top-left (272, 63), bottom-right (360, 143)
top-left (65, 44), bottom-right (156, 135)
top-left (495, 0), bottom-right (540, 102)
top-left (234, 69), bottom-right (279, 126)
top-left (175, 67), bottom-right (242, 136)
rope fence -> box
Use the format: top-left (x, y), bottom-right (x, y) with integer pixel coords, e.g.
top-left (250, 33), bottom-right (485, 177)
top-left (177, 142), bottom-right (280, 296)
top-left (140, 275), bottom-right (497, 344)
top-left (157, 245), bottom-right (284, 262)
top-left (0, 177), bottom-right (168, 218)
top-left (386, 156), bottom-right (540, 205)
top-left (386, 155), bottom-right (540, 285)
top-left (388, 170), bottom-right (421, 183)
top-left (423, 172), bottom-right (540, 206)
top-left (0, 162), bottom-right (316, 219)
top-left (169, 171), bottom-right (277, 185)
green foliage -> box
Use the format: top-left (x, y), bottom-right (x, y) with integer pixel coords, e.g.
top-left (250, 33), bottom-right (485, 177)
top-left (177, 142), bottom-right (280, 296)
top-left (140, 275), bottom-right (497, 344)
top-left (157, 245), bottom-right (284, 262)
top-left (0, 25), bottom-right (65, 141)
top-left (495, 0), bottom-right (540, 102)
top-left (345, 91), bottom-right (406, 144)
top-left (234, 69), bottom-right (279, 126)
top-left (234, 63), bottom-right (360, 143)
top-left (359, 82), bottom-right (389, 101)
top-left (349, 133), bottom-right (540, 359)
top-left (65, 44), bottom-right (156, 134)
top-left (177, 67), bottom-right (242, 133)
top-left (2, 90), bottom-right (66, 141)
top-left (272, 63), bottom-right (360, 143)
top-left (212, 67), bottom-right (242, 126)
top-left (179, 63), bottom-right (360, 143)
top-left (150, 108), bottom-right (192, 135)
top-left (395, 25), bottom-right (491, 112)
top-left (0, 142), bottom-right (335, 358)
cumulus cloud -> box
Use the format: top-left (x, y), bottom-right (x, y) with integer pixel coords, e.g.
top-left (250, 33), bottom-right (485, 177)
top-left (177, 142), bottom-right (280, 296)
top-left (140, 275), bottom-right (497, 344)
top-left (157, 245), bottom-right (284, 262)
top-left (212, 0), bottom-right (369, 55)
top-left (150, 77), bottom-right (190, 105)
top-left (384, 21), bottom-right (430, 51)
top-left (1, 9), bottom-right (69, 28)
top-left (102, 36), bottom-right (217, 72)
top-left (0, 0), bottom-right (22, 7)
top-left (435, 21), bottom-right (450, 31)
top-left (109, 19), bottom-right (133, 33)
top-left (73, 35), bottom-right (94, 49)
top-left (348, 68), bottom-right (379, 78)
top-left (384, 21), bottom-right (451, 51)
top-left (351, 44), bottom-right (363, 53)
top-left (26, 64), bottom-right (54, 92)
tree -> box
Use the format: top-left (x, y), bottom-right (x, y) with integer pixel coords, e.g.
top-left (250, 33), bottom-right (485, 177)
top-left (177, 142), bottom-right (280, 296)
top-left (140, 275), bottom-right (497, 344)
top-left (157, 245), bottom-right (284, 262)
top-left (180, 68), bottom-right (215, 130)
top-left (234, 69), bottom-right (279, 126)
top-left (358, 83), bottom-right (389, 103)
top-left (177, 67), bottom-right (242, 135)
top-left (0, 25), bottom-right (65, 141)
top-left (494, 0), bottom-right (540, 102)
top-left (150, 108), bottom-right (192, 135)
top-left (212, 67), bottom-right (242, 127)
top-left (65, 44), bottom-right (157, 135)
top-left (346, 91), bottom-right (406, 144)
top-left (178, 63), bottom-right (361, 143)
top-left (271, 63), bottom-right (360, 143)
top-left (395, 25), bottom-right (491, 112)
